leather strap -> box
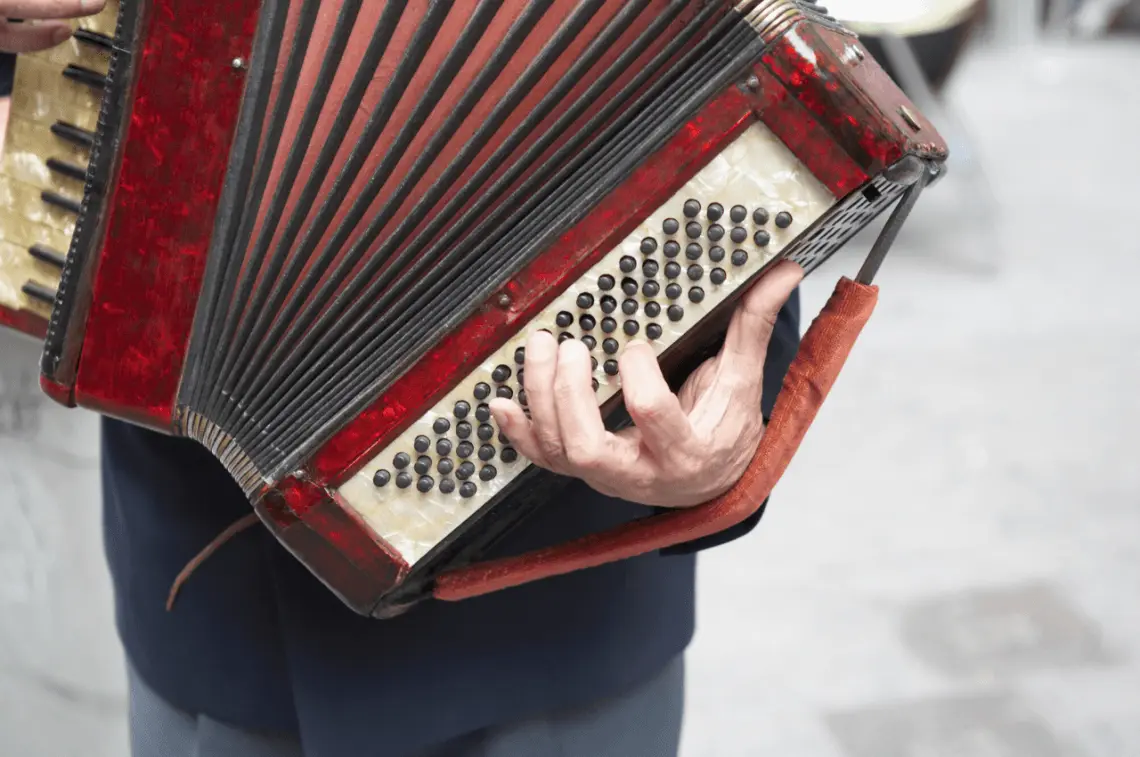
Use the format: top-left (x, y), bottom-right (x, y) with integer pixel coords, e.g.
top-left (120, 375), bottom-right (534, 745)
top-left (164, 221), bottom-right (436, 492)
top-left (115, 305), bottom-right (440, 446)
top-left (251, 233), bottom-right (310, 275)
top-left (433, 276), bottom-right (879, 602)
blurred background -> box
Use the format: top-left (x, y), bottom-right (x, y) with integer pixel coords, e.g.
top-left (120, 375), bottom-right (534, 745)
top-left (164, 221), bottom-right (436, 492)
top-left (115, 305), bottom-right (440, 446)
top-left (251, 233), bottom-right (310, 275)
top-left (1, 1), bottom-right (1138, 754)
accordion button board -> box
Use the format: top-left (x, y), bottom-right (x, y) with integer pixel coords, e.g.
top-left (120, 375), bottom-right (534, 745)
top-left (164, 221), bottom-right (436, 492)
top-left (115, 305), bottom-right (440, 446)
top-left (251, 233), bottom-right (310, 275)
top-left (0, 2), bottom-right (119, 336)
top-left (338, 120), bottom-right (837, 565)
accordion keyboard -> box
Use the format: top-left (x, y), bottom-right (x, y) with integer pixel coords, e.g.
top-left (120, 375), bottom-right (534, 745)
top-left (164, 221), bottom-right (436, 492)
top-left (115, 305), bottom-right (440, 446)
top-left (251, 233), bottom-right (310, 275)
top-left (339, 120), bottom-right (838, 565)
top-left (0, 3), bottom-right (118, 335)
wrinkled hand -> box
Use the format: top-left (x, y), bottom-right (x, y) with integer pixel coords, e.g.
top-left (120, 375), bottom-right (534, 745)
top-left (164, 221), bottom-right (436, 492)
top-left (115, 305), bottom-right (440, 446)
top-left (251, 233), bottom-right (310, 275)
top-left (1, 0), bottom-right (104, 54)
top-left (490, 260), bottom-right (803, 509)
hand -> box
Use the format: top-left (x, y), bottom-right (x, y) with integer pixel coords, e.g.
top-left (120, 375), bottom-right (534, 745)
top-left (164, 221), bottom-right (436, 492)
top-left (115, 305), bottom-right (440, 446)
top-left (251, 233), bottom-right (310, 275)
top-left (490, 260), bottom-right (804, 509)
top-left (1, 0), bottom-right (105, 54)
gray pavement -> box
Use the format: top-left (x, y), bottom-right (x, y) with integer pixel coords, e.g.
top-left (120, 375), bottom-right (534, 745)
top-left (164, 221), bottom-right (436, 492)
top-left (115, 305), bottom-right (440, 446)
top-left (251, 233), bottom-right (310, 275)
top-left (1, 37), bottom-right (1138, 757)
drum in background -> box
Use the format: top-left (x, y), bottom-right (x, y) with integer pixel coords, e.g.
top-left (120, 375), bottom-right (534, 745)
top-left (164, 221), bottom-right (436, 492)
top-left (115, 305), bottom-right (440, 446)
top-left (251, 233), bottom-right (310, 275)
top-left (827, 0), bottom-right (987, 93)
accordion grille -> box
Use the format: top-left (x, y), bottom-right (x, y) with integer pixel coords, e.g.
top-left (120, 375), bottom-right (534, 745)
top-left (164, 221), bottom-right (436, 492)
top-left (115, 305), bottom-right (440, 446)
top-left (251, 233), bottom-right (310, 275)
top-left (177, 0), bottom-right (783, 478)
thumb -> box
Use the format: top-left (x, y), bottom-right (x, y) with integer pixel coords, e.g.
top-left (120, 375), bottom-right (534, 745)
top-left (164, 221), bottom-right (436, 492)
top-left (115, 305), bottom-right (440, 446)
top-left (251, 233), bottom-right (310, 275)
top-left (719, 259), bottom-right (803, 372)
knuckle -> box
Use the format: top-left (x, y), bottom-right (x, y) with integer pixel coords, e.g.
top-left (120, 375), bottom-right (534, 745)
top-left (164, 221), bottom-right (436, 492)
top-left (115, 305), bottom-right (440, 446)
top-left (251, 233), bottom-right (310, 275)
top-left (625, 393), bottom-right (667, 424)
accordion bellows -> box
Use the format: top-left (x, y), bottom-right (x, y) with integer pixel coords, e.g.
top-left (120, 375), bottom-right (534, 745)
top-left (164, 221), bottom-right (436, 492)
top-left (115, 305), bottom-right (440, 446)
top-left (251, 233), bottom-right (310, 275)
top-left (31, 0), bottom-right (946, 616)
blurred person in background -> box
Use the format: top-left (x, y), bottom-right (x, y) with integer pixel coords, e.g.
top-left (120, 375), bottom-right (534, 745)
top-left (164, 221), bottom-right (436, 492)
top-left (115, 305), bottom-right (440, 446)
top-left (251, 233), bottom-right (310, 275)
top-left (2, 2), bottom-right (805, 756)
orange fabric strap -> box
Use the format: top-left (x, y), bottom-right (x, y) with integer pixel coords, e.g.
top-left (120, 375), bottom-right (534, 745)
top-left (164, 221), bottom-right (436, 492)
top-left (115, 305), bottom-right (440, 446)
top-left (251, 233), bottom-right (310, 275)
top-left (433, 276), bottom-right (879, 602)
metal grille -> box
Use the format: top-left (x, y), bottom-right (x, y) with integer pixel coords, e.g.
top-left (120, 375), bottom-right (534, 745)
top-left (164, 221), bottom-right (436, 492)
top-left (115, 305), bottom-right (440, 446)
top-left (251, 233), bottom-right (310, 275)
top-left (778, 178), bottom-right (904, 275)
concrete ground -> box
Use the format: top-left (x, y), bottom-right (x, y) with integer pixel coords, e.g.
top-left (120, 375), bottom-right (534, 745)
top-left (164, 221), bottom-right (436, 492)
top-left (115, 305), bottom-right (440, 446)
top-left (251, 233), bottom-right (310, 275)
top-left (1, 38), bottom-right (1138, 757)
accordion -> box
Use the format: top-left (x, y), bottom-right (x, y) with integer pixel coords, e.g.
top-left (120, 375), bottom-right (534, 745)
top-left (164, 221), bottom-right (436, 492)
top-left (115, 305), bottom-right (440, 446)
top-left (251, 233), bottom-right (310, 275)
top-left (0, 3), bottom-right (120, 338)
top-left (28, 0), bottom-right (946, 617)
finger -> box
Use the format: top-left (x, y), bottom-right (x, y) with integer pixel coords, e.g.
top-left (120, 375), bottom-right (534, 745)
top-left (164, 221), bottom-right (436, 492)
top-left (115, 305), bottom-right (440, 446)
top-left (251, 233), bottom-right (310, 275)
top-left (719, 260), bottom-right (803, 373)
top-left (0, 0), bottom-right (105, 19)
top-left (552, 338), bottom-right (611, 470)
top-left (520, 330), bottom-right (566, 467)
top-left (619, 340), bottom-right (693, 459)
top-left (688, 261), bottom-right (802, 435)
top-left (488, 398), bottom-right (550, 468)
top-left (0, 20), bottom-right (72, 52)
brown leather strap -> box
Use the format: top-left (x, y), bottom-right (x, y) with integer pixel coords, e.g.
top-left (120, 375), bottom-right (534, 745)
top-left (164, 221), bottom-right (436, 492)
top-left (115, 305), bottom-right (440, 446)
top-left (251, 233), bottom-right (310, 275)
top-left (433, 276), bottom-right (879, 602)
top-left (166, 512), bottom-right (261, 611)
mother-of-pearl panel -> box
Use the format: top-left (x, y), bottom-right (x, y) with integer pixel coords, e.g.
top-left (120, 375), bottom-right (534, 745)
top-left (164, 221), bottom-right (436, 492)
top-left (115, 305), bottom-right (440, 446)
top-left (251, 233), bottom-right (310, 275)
top-left (338, 120), bottom-right (837, 566)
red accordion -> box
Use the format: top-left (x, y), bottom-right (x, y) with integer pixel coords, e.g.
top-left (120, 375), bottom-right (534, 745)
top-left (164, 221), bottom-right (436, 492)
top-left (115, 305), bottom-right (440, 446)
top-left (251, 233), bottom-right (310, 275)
top-left (34, 0), bottom-right (946, 616)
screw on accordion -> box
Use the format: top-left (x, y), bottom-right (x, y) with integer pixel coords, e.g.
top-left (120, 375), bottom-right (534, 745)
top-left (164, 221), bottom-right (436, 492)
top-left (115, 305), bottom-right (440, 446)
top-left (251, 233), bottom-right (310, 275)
top-left (20, 0), bottom-right (946, 617)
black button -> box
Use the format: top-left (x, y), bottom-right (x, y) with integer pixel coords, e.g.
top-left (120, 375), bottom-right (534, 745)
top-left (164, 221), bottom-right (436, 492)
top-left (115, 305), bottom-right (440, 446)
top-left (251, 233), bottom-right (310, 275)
top-left (642, 259), bottom-right (659, 277)
top-left (435, 438), bottom-right (452, 456)
top-left (730, 227), bottom-right (748, 244)
top-left (665, 283), bottom-right (683, 300)
top-left (417, 476), bottom-right (434, 493)
top-left (686, 243), bottom-right (703, 261)
top-left (396, 472), bottom-right (413, 489)
top-left (460, 482), bottom-right (478, 498)
top-left (393, 452), bottom-right (411, 469)
top-left (457, 461), bottom-right (476, 480)
top-left (456, 421), bottom-right (472, 439)
top-left (473, 383), bottom-right (491, 400)
top-left (603, 338), bottom-right (619, 355)
top-left (667, 305), bottom-right (685, 322)
top-left (457, 441), bottom-right (474, 458)
top-left (496, 385), bottom-right (513, 399)
top-left (646, 323), bottom-right (663, 340)
top-left (644, 301), bottom-right (661, 318)
top-left (581, 335), bottom-right (597, 351)
top-left (623, 320), bottom-right (639, 336)
top-left (730, 205), bottom-right (747, 223)
top-left (580, 314), bottom-right (597, 331)
top-left (640, 237), bottom-right (658, 255)
top-left (577, 292), bottom-right (595, 309)
top-left (687, 264), bottom-right (704, 281)
top-left (665, 261), bottom-right (681, 279)
top-left (689, 287), bottom-right (706, 303)
top-left (707, 224), bottom-right (725, 242)
top-left (775, 211), bottom-right (793, 229)
top-left (603, 359), bottom-right (619, 376)
top-left (731, 249), bottom-right (748, 267)
top-left (710, 268), bottom-right (727, 285)
top-left (753, 207), bottom-right (769, 225)
top-left (477, 423), bottom-right (495, 441)
top-left (556, 311), bottom-right (574, 328)
top-left (437, 458), bottom-right (455, 475)
top-left (600, 295), bottom-right (617, 314)
top-left (707, 203), bottom-right (724, 222)
top-left (414, 456), bottom-right (432, 475)
top-left (501, 447), bottom-right (518, 463)
top-left (754, 230), bottom-right (771, 247)
top-left (479, 465), bottom-right (497, 482)
top-left (433, 417), bottom-right (451, 434)
top-left (709, 246), bottom-right (726, 263)
top-left (619, 256), bottom-right (637, 274)
top-left (513, 347), bottom-right (526, 365)
top-left (683, 199), bottom-right (701, 218)
top-left (621, 278), bottom-right (639, 297)
top-left (439, 478), bottom-right (456, 494)
top-left (662, 218), bottom-right (680, 235)
top-left (454, 400), bottom-right (471, 419)
top-left (663, 241), bottom-right (681, 258)
top-left (601, 317), bottom-right (617, 333)
top-left (622, 299), bottom-right (638, 316)
top-left (475, 404), bottom-right (491, 422)
top-left (372, 470), bottom-right (391, 487)
top-left (642, 280), bottom-right (660, 298)
top-left (413, 435), bottom-right (430, 453)
top-left (478, 444), bottom-right (496, 461)
top-left (598, 274), bottom-right (616, 291)
top-left (685, 222), bottom-right (702, 240)
top-left (491, 364), bottom-right (512, 383)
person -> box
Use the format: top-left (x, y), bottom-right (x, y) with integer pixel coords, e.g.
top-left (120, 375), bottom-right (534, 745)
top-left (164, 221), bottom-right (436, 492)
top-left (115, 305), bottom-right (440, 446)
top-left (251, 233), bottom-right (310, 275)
top-left (2, 3), bottom-right (804, 755)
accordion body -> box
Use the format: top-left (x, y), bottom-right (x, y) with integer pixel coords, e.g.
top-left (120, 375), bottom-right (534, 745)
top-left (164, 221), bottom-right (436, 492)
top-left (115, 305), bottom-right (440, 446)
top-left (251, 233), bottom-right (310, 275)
top-left (0, 3), bottom-right (120, 338)
top-left (33, 0), bottom-right (946, 616)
